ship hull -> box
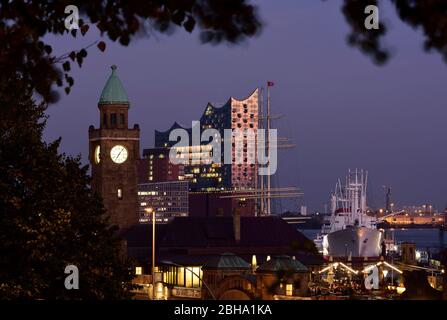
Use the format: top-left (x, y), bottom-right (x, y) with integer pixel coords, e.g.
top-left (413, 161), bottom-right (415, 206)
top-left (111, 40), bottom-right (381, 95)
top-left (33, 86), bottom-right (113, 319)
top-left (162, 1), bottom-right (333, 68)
top-left (324, 227), bottom-right (382, 258)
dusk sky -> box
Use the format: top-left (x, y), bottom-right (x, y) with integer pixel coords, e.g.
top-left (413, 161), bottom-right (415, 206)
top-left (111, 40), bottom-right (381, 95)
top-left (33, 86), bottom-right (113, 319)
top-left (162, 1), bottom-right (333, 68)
top-left (43, 0), bottom-right (447, 212)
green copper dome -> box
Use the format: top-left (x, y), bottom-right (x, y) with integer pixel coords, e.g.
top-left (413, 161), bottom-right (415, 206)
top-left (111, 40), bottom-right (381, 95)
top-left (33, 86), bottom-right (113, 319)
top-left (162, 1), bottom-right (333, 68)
top-left (99, 65), bottom-right (129, 104)
top-left (202, 253), bottom-right (251, 270)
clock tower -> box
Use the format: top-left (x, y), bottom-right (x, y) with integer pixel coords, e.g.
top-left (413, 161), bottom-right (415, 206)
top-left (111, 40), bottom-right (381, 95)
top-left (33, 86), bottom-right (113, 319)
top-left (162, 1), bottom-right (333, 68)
top-left (89, 65), bottom-right (140, 230)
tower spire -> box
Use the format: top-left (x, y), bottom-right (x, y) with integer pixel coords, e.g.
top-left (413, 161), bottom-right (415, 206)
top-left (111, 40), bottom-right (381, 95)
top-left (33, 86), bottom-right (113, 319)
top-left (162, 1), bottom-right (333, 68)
top-left (99, 64), bottom-right (129, 105)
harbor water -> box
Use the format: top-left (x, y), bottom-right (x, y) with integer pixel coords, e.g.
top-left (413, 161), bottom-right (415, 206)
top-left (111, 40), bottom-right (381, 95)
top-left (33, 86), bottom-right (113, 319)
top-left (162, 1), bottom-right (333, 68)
top-left (300, 228), bottom-right (446, 251)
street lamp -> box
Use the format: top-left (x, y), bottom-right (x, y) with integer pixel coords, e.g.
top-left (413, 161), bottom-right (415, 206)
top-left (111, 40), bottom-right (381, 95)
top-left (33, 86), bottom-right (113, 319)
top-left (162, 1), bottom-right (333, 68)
top-left (160, 260), bottom-right (217, 300)
top-left (145, 207), bottom-right (156, 300)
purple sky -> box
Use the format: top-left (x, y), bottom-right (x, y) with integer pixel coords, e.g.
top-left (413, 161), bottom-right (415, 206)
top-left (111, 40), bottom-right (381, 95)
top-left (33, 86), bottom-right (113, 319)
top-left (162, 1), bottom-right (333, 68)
top-left (44, 1), bottom-right (447, 212)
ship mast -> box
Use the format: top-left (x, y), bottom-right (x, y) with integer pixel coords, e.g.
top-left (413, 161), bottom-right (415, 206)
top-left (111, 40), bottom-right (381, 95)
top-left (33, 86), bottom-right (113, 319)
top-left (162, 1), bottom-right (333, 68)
top-left (266, 84), bottom-right (271, 215)
top-left (258, 87), bottom-right (265, 217)
top-left (249, 82), bottom-right (301, 216)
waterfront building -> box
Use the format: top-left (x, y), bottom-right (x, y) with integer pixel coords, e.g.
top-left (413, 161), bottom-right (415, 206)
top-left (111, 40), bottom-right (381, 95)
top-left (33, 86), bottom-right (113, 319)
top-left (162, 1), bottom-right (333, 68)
top-left (383, 213), bottom-right (444, 227)
top-left (122, 213), bottom-right (323, 299)
top-left (201, 253), bottom-right (310, 300)
top-left (401, 204), bottom-right (435, 215)
top-left (138, 180), bottom-right (189, 224)
top-left (138, 147), bottom-right (185, 183)
top-left (188, 190), bottom-right (255, 217)
top-left (154, 89), bottom-right (259, 192)
top-left (255, 255), bottom-right (310, 300)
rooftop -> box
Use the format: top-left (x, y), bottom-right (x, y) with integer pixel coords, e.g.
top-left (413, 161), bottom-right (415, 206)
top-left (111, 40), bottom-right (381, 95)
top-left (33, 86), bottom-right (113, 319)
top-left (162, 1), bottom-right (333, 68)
top-left (122, 216), bottom-right (323, 267)
top-left (257, 255), bottom-right (308, 273)
top-left (99, 65), bottom-right (129, 105)
top-left (202, 253), bottom-right (251, 270)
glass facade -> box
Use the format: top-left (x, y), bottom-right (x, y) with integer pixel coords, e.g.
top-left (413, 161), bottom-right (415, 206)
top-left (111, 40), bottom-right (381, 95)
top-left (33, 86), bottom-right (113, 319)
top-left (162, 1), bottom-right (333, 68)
top-left (160, 266), bottom-right (203, 288)
top-left (154, 89), bottom-right (258, 192)
top-left (138, 181), bottom-right (189, 223)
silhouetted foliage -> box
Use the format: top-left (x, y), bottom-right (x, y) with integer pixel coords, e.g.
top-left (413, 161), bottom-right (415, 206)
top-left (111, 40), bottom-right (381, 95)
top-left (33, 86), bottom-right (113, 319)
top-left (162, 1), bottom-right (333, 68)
top-left (2, 1), bottom-right (447, 104)
top-left (0, 0), bottom-right (262, 103)
top-left (0, 83), bottom-right (135, 299)
top-left (341, 0), bottom-right (447, 65)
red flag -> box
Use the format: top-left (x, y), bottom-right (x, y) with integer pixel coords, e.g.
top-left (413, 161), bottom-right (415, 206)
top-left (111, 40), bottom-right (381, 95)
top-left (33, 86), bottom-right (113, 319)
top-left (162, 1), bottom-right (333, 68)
top-left (267, 81), bottom-right (274, 87)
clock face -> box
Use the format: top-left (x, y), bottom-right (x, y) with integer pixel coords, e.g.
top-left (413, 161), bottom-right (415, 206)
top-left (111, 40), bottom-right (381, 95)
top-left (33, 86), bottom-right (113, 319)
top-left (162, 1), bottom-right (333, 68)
top-left (110, 145), bottom-right (128, 164)
top-left (94, 145), bottom-right (101, 164)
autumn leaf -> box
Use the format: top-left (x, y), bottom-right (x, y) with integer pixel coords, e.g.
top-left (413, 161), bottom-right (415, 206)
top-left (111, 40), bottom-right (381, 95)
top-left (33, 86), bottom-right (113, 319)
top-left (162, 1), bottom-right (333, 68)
top-left (97, 41), bottom-right (106, 52)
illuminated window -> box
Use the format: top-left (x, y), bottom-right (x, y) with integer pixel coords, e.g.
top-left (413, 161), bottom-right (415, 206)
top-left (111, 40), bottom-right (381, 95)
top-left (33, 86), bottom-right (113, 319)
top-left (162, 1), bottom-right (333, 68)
top-left (117, 188), bottom-right (123, 199)
top-left (185, 268), bottom-right (193, 288)
top-left (135, 267), bottom-right (142, 275)
top-left (192, 267), bottom-right (201, 288)
top-left (177, 267), bottom-right (185, 286)
top-left (286, 284), bottom-right (293, 296)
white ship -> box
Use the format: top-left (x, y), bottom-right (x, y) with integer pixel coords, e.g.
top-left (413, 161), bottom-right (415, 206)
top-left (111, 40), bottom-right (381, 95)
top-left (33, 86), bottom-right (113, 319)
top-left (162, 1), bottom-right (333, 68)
top-left (315, 169), bottom-right (383, 259)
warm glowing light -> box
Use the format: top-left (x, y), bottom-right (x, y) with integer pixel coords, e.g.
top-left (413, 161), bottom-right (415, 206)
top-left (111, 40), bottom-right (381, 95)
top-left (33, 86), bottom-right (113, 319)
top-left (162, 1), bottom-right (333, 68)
top-left (387, 285), bottom-right (406, 294)
top-left (155, 282), bottom-right (164, 299)
top-left (383, 261), bottom-right (403, 274)
top-left (285, 284), bottom-right (293, 296)
top-left (145, 207), bottom-right (154, 214)
top-left (415, 250), bottom-right (422, 261)
top-left (362, 264), bottom-right (376, 273)
top-left (319, 265), bottom-right (332, 274)
top-left (339, 262), bottom-right (358, 274)
top-left (252, 255), bottom-right (257, 270)
top-left (396, 286), bottom-right (406, 294)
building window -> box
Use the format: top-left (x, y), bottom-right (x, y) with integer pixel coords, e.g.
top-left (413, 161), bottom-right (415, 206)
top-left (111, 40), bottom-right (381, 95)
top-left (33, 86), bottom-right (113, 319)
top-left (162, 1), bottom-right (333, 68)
top-left (286, 284), bottom-right (293, 296)
top-left (135, 267), bottom-right (142, 275)
top-left (110, 113), bottom-right (117, 126)
top-left (117, 188), bottom-right (123, 199)
top-left (177, 267), bottom-right (185, 286)
top-left (120, 113), bottom-right (125, 125)
top-left (103, 113), bottom-right (107, 126)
